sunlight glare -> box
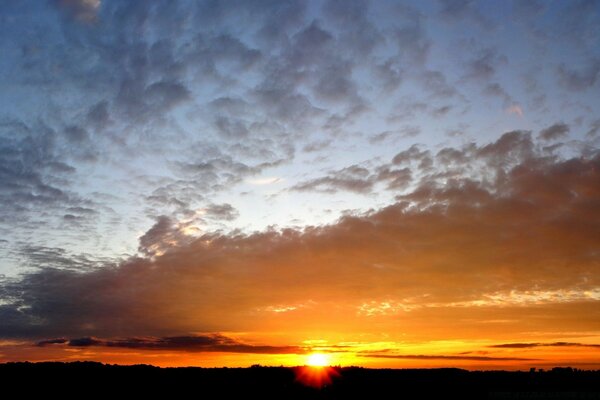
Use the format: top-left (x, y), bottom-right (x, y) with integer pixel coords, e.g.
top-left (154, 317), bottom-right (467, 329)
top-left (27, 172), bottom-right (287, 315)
top-left (306, 353), bottom-right (329, 367)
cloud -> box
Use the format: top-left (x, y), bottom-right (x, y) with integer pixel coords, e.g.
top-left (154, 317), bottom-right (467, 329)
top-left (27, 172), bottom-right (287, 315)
top-left (557, 59), bottom-right (600, 91)
top-left (290, 165), bottom-right (375, 194)
top-left (37, 334), bottom-right (305, 354)
top-left (204, 204), bottom-right (239, 221)
top-left (360, 354), bottom-right (537, 361)
top-left (587, 119), bottom-right (600, 137)
top-left (439, 0), bottom-right (491, 27)
top-left (36, 338), bottom-right (68, 346)
top-left (489, 342), bottom-right (600, 349)
top-left (55, 0), bottom-right (101, 23)
top-left (0, 133), bottom-right (598, 341)
top-left (506, 105), bottom-right (524, 117)
top-left (137, 216), bottom-right (195, 257)
top-left (538, 123), bottom-right (570, 141)
top-left (465, 48), bottom-right (507, 81)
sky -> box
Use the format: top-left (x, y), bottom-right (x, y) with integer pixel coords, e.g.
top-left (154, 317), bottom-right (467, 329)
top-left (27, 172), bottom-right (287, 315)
top-left (0, 0), bottom-right (599, 370)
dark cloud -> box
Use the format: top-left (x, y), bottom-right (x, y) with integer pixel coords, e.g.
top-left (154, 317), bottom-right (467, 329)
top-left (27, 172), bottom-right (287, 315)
top-left (37, 334), bottom-right (305, 354)
top-left (538, 123), bottom-right (570, 141)
top-left (67, 337), bottom-right (103, 347)
top-left (19, 245), bottom-right (109, 271)
top-left (360, 353), bottom-right (537, 361)
top-left (137, 216), bottom-right (193, 257)
top-left (36, 338), bottom-right (67, 346)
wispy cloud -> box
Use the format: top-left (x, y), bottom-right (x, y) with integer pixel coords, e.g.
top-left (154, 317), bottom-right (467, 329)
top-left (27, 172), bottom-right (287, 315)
top-left (37, 334), bottom-right (306, 354)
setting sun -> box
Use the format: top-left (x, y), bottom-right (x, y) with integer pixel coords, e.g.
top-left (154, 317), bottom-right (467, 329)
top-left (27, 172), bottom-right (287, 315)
top-left (306, 353), bottom-right (329, 367)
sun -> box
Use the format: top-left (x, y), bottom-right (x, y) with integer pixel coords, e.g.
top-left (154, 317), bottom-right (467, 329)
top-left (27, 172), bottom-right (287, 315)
top-left (306, 353), bottom-right (329, 367)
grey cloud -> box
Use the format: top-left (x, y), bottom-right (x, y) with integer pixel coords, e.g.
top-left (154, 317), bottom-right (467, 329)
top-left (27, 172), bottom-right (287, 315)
top-left (432, 105), bottom-right (452, 117)
top-left (0, 121), bottom-right (72, 218)
top-left (86, 101), bottom-right (110, 131)
top-left (392, 145), bottom-right (432, 168)
top-left (66, 207), bottom-right (97, 215)
top-left (291, 165), bottom-right (374, 194)
top-left (557, 59), bottom-right (600, 91)
top-left (438, 0), bottom-right (493, 28)
top-left (375, 166), bottom-right (412, 190)
top-left (204, 203), bottom-right (239, 221)
top-left (322, 0), bottom-right (382, 57)
top-left (483, 82), bottom-right (512, 105)
top-left (360, 353), bottom-right (537, 361)
top-left (20, 245), bottom-right (107, 271)
top-left (465, 48), bottom-right (507, 81)
top-left (253, 89), bottom-right (325, 127)
top-left (54, 0), bottom-right (100, 23)
top-left (289, 20), bottom-right (334, 67)
top-left (214, 116), bottom-right (249, 139)
top-left (370, 126), bottom-right (421, 145)
top-left (37, 334), bottom-right (305, 354)
top-left (476, 130), bottom-right (534, 167)
top-left (389, 4), bottom-right (431, 67)
top-left (436, 147), bottom-right (470, 165)
top-left (203, 34), bottom-right (261, 70)
top-left (387, 100), bottom-right (428, 122)
top-left (373, 60), bottom-right (403, 93)
top-left (538, 123), bottom-right (570, 141)
top-left (64, 125), bottom-right (89, 144)
top-left (303, 140), bottom-right (332, 153)
top-left (145, 80), bottom-right (190, 111)
top-left (420, 70), bottom-right (457, 99)
top-left (137, 216), bottom-right (192, 257)
top-left (587, 119), bottom-right (600, 137)
top-left (314, 62), bottom-right (360, 104)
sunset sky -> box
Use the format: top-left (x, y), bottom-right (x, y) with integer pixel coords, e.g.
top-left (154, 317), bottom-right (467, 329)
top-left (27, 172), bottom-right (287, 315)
top-left (1, 0), bottom-right (600, 370)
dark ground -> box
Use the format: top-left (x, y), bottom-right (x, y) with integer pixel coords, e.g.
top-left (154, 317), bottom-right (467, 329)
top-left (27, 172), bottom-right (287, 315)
top-left (1, 362), bottom-right (599, 399)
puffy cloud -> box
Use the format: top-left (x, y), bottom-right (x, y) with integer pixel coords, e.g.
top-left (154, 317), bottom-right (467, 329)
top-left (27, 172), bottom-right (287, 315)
top-left (0, 133), bottom-right (598, 343)
top-left (538, 123), bottom-right (570, 141)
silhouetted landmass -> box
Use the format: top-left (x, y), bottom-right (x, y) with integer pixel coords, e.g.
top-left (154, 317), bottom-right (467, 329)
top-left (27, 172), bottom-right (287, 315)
top-left (2, 362), bottom-right (599, 399)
